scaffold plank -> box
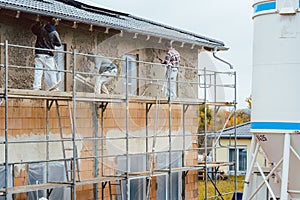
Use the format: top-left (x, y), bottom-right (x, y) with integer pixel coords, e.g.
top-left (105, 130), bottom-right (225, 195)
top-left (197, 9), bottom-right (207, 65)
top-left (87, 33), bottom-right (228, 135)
top-left (0, 183), bottom-right (70, 194)
top-left (0, 88), bottom-right (210, 105)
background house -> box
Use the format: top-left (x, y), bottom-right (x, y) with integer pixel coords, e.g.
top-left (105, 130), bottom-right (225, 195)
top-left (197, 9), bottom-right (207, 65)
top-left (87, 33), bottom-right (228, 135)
top-left (214, 122), bottom-right (267, 176)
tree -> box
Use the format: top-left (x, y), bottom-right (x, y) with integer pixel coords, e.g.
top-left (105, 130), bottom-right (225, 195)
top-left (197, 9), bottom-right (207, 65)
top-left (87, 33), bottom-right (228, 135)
top-left (197, 105), bottom-right (212, 152)
top-left (197, 104), bottom-right (251, 153)
top-left (198, 105), bottom-right (212, 132)
top-left (227, 95), bottom-right (252, 126)
top-left (228, 109), bottom-right (251, 127)
top-left (245, 95), bottom-right (252, 109)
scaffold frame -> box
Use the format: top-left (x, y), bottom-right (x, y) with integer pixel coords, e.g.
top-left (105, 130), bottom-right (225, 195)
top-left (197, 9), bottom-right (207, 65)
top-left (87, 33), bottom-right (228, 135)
top-left (0, 41), bottom-right (237, 200)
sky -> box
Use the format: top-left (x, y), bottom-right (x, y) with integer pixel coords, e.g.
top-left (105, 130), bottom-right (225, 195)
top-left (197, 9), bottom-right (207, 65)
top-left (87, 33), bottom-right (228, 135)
top-left (79, 0), bottom-right (254, 109)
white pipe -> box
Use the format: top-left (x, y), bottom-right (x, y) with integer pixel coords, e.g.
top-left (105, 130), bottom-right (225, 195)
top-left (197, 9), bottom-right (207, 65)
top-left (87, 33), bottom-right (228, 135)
top-left (290, 146), bottom-right (300, 161)
top-left (248, 158), bottom-right (283, 200)
top-left (213, 47), bottom-right (233, 69)
top-left (288, 190), bottom-right (300, 194)
top-left (242, 137), bottom-right (259, 200)
top-left (280, 133), bottom-right (291, 200)
top-left (213, 108), bottom-right (234, 148)
top-left (256, 161), bottom-right (276, 200)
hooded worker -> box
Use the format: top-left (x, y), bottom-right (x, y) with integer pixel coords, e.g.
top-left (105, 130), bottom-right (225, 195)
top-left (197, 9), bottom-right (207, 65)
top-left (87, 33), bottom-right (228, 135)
top-left (88, 54), bottom-right (118, 94)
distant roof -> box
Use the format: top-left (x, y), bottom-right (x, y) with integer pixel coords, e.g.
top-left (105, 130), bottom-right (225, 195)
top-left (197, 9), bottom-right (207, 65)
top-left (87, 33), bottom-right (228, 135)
top-left (219, 122), bottom-right (252, 139)
top-left (0, 0), bottom-right (226, 49)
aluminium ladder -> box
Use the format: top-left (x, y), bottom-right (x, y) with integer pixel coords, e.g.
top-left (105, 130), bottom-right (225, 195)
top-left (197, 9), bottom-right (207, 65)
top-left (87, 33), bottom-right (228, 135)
top-left (108, 180), bottom-right (124, 200)
top-left (146, 98), bottom-right (160, 199)
top-left (53, 100), bottom-right (81, 182)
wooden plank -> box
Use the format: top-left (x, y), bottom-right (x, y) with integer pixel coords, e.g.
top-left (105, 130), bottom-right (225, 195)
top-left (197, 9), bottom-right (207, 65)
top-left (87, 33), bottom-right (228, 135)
top-left (0, 88), bottom-right (72, 99)
top-left (76, 176), bottom-right (125, 185)
top-left (1, 183), bottom-right (69, 194)
top-left (0, 162), bottom-right (234, 195)
top-left (0, 88), bottom-right (219, 105)
top-left (197, 162), bottom-right (235, 168)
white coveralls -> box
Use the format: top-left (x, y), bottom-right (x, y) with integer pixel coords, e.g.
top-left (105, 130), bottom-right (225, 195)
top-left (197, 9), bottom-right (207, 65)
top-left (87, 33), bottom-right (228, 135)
top-left (165, 65), bottom-right (178, 98)
top-left (162, 48), bottom-right (180, 98)
top-left (92, 55), bottom-right (117, 94)
top-left (33, 54), bottom-right (61, 91)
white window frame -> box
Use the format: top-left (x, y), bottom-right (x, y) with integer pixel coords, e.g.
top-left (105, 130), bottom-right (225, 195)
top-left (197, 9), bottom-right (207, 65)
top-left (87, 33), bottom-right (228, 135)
top-left (156, 152), bottom-right (182, 200)
top-left (117, 154), bottom-right (146, 200)
top-left (229, 146), bottom-right (247, 175)
top-left (122, 54), bottom-right (137, 96)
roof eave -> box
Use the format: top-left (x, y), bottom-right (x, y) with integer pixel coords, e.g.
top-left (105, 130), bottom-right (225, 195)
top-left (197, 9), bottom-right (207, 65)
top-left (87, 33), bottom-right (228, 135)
top-left (218, 135), bottom-right (252, 139)
top-left (0, 2), bottom-right (226, 49)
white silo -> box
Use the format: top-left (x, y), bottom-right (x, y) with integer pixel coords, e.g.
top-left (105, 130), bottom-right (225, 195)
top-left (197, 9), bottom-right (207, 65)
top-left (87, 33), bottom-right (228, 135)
top-left (243, 0), bottom-right (300, 200)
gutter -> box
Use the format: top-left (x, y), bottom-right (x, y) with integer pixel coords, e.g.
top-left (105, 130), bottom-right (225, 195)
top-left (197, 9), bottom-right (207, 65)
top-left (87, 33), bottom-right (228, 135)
top-left (213, 46), bottom-right (233, 69)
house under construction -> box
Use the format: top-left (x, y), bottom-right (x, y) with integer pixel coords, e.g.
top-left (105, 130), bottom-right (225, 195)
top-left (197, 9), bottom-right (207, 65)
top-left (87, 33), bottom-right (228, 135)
top-left (0, 0), bottom-right (237, 199)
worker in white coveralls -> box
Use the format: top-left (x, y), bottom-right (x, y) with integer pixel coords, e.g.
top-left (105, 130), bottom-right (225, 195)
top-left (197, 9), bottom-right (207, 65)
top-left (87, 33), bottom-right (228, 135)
top-left (31, 17), bottom-right (62, 91)
top-left (160, 41), bottom-right (181, 98)
top-left (88, 54), bottom-right (118, 94)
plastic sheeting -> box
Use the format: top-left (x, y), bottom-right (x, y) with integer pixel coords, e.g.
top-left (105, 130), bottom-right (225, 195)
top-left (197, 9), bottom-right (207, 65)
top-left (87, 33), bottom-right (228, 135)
top-left (116, 153), bottom-right (183, 200)
top-left (0, 166), bottom-right (12, 200)
top-left (156, 152), bottom-right (182, 200)
top-left (28, 162), bottom-right (70, 200)
top-left (117, 155), bottom-right (146, 200)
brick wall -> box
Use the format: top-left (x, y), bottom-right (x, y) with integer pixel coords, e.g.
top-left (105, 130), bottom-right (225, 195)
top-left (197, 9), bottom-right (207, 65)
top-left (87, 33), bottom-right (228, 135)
top-left (0, 99), bottom-right (199, 199)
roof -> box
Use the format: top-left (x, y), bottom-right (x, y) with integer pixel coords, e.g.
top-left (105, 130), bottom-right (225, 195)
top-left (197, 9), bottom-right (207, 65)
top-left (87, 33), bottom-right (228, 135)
top-left (0, 0), bottom-right (226, 49)
top-left (218, 122), bottom-right (252, 139)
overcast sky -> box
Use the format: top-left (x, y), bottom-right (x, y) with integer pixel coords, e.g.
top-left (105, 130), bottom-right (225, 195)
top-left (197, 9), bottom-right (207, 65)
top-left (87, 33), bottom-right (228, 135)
top-left (79, 0), bottom-right (253, 108)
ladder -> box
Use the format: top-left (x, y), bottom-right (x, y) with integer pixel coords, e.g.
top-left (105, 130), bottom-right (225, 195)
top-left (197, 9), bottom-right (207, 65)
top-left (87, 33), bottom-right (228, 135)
top-left (146, 98), bottom-right (160, 199)
top-left (108, 180), bottom-right (124, 200)
top-left (53, 100), bottom-right (81, 182)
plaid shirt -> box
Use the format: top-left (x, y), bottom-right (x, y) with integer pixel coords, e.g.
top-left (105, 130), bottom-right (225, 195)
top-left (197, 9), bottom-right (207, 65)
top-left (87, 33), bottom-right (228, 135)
top-left (163, 48), bottom-right (181, 66)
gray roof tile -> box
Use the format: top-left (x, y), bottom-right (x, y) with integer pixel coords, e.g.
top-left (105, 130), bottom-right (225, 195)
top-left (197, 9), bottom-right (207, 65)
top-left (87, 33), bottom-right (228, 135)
top-left (219, 122), bottom-right (252, 138)
top-left (0, 0), bottom-right (225, 48)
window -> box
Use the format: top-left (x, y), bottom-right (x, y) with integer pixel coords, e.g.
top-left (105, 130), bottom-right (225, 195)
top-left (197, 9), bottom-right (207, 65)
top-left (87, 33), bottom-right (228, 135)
top-left (117, 154), bottom-right (146, 200)
top-left (116, 152), bottom-right (182, 200)
top-left (156, 152), bottom-right (182, 200)
top-left (122, 54), bottom-right (138, 95)
top-left (229, 147), bottom-right (247, 175)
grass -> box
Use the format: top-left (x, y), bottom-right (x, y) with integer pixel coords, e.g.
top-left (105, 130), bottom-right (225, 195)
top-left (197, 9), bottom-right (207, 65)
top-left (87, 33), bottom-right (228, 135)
top-left (198, 176), bottom-right (244, 200)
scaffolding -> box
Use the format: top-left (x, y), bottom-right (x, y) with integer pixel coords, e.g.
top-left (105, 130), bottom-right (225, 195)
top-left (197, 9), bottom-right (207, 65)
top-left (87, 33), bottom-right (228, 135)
top-left (0, 41), bottom-right (237, 200)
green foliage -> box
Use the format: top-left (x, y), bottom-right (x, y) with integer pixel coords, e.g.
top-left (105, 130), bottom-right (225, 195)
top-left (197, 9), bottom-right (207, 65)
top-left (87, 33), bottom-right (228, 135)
top-left (198, 105), bottom-right (251, 132)
top-left (197, 104), bottom-right (251, 152)
top-left (245, 95), bottom-right (252, 109)
top-left (198, 105), bottom-right (212, 151)
top-left (198, 105), bottom-right (212, 132)
top-left (228, 109), bottom-right (251, 128)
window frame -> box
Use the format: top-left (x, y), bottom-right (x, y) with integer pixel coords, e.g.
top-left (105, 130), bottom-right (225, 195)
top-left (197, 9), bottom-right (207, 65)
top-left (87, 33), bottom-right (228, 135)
top-left (117, 154), bottom-right (146, 200)
top-left (228, 146), bottom-right (247, 175)
top-left (122, 54), bottom-right (138, 96)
